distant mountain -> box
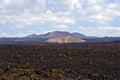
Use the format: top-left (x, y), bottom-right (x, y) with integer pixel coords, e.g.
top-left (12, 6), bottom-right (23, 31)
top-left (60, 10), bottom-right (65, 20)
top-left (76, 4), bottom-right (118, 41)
top-left (72, 32), bottom-right (87, 38)
top-left (38, 31), bottom-right (73, 38)
top-left (1, 31), bottom-right (120, 44)
top-left (46, 36), bottom-right (86, 43)
top-left (26, 31), bottom-right (87, 39)
top-left (85, 37), bottom-right (120, 43)
top-left (26, 34), bottom-right (38, 38)
top-left (24, 31), bottom-right (120, 43)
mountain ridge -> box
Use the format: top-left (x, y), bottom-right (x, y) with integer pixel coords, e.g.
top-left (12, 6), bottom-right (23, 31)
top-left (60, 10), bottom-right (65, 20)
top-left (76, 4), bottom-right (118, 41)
top-left (26, 31), bottom-right (87, 39)
top-left (1, 31), bottom-right (120, 44)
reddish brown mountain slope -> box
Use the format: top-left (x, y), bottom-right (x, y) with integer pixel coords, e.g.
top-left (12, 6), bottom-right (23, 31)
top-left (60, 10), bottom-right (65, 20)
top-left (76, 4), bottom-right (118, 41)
top-left (46, 36), bottom-right (85, 43)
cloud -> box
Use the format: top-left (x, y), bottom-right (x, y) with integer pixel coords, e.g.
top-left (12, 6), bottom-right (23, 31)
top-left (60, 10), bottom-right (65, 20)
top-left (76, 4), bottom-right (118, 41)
top-left (0, 32), bottom-right (9, 37)
top-left (0, 0), bottom-right (46, 15)
top-left (48, 0), bottom-right (79, 11)
top-left (74, 0), bottom-right (120, 24)
top-left (0, 10), bottom-right (75, 30)
top-left (0, 0), bottom-right (120, 25)
top-left (13, 24), bottom-right (25, 29)
top-left (0, 0), bottom-right (120, 37)
top-left (53, 24), bottom-right (68, 30)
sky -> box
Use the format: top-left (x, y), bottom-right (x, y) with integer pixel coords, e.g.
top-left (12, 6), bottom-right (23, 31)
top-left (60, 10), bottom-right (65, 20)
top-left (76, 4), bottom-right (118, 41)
top-left (0, 0), bottom-right (120, 37)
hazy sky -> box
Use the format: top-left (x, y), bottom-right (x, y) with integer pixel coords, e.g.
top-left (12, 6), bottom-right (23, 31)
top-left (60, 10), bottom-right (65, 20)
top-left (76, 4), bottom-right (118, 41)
top-left (0, 0), bottom-right (120, 37)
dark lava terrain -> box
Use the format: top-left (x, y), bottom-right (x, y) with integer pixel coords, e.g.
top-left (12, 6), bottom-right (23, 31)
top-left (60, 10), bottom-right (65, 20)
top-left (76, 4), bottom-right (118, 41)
top-left (0, 43), bottom-right (120, 80)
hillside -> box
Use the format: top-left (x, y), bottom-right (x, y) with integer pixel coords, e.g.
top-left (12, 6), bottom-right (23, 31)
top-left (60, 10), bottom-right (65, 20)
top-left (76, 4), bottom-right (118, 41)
top-left (46, 36), bottom-right (86, 43)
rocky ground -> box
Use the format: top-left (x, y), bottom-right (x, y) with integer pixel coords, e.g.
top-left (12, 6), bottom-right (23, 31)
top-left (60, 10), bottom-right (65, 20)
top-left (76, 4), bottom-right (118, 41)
top-left (0, 43), bottom-right (120, 80)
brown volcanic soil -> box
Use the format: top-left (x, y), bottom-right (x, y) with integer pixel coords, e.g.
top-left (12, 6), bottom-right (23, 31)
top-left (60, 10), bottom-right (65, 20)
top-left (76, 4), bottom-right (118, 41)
top-left (0, 43), bottom-right (120, 80)
top-left (47, 36), bottom-right (85, 43)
